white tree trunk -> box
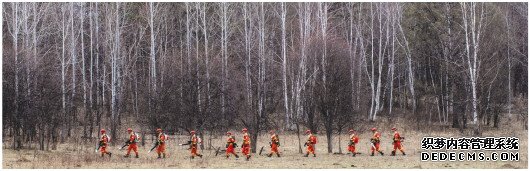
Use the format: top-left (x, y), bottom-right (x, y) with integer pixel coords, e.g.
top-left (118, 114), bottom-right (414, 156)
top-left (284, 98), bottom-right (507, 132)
top-left (10, 2), bottom-right (20, 149)
top-left (374, 3), bottom-right (387, 120)
top-left (149, 2), bottom-right (157, 95)
top-left (368, 3), bottom-right (376, 120)
top-left (186, 2), bottom-right (192, 79)
top-left (461, 2), bottom-right (484, 125)
top-left (23, 3), bottom-right (30, 98)
top-left (70, 3), bottom-right (76, 110)
top-left (356, 3), bottom-right (363, 111)
top-left (397, 4), bottom-right (415, 115)
top-left (195, 3), bottom-right (202, 114)
top-left (202, 3), bottom-right (211, 114)
top-left (505, 11), bottom-right (512, 117)
top-left (89, 2), bottom-right (94, 118)
top-left (281, 2), bottom-right (290, 129)
top-left (444, 3), bottom-right (452, 123)
top-left (243, 2), bottom-right (252, 111)
top-left (220, 2), bottom-right (228, 119)
top-left (110, 2), bottom-right (121, 139)
top-left (32, 3), bottom-right (38, 94)
top-left (60, 4), bottom-right (66, 127)
top-left (389, 3), bottom-right (396, 116)
top-left (80, 3), bottom-right (87, 113)
top-left (318, 3), bottom-right (328, 113)
top-left (258, 2), bottom-right (265, 118)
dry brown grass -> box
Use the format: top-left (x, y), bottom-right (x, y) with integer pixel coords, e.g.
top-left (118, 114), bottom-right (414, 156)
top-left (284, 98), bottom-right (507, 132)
top-left (3, 126), bottom-right (527, 169)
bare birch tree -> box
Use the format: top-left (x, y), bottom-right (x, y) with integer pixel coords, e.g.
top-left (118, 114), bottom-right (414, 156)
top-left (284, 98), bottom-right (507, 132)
top-left (460, 2), bottom-right (485, 134)
top-left (280, 2), bottom-right (290, 129)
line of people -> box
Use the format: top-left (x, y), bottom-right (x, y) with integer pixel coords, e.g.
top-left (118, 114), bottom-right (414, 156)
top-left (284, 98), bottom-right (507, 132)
top-left (97, 128), bottom-right (167, 159)
top-left (351, 127), bottom-right (406, 157)
top-left (96, 127), bottom-right (405, 160)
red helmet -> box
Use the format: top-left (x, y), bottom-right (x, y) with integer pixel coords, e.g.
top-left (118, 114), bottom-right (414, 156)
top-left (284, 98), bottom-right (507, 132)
top-left (226, 132), bottom-right (232, 135)
top-left (156, 128), bottom-right (162, 132)
top-left (100, 129), bottom-right (106, 133)
top-left (190, 130), bottom-right (196, 134)
top-left (371, 127), bottom-right (377, 131)
top-left (242, 128), bottom-right (248, 132)
top-left (127, 128), bottom-right (132, 132)
top-left (391, 127), bottom-right (397, 131)
top-left (305, 130), bottom-right (311, 134)
top-left (349, 129), bottom-right (355, 133)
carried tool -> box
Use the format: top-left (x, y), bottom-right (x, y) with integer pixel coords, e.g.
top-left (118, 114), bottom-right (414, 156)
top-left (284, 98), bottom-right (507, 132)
top-left (178, 140), bottom-right (192, 146)
top-left (304, 141), bottom-right (311, 147)
top-left (148, 141), bottom-right (160, 153)
top-left (370, 142), bottom-right (377, 150)
top-left (119, 141), bottom-right (131, 150)
top-left (95, 140), bottom-right (104, 152)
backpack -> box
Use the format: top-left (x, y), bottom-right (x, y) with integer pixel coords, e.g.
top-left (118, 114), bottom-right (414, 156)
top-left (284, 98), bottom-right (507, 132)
top-left (159, 133), bottom-right (169, 143)
top-left (102, 134), bottom-right (111, 143)
top-left (350, 135), bottom-right (359, 144)
top-left (133, 132), bottom-right (141, 143)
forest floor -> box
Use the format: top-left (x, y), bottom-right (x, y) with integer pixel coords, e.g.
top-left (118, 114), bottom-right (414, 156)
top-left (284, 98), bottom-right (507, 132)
top-left (3, 125), bottom-right (527, 169)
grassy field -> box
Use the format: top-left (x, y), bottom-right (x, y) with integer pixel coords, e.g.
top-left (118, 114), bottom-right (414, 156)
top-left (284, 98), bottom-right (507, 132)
top-left (3, 127), bottom-right (527, 169)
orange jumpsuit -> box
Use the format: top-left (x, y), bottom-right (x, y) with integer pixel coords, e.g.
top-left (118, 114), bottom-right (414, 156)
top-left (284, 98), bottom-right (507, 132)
top-left (190, 135), bottom-right (202, 157)
top-left (392, 131), bottom-right (405, 154)
top-left (241, 133), bottom-right (251, 157)
top-left (370, 131), bottom-right (382, 154)
top-left (126, 132), bottom-right (139, 157)
top-left (270, 134), bottom-right (280, 154)
top-left (156, 133), bottom-right (167, 156)
top-left (99, 134), bottom-right (111, 156)
top-left (306, 134), bottom-right (317, 155)
top-left (348, 133), bottom-right (359, 154)
top-left (225, 135), bottom-right (238, 158)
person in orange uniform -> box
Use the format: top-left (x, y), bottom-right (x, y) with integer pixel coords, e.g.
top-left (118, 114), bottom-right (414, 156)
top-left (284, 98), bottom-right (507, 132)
top-left (124, 128), bottom-right (139, 158)
top-left (156, 128), bottom-right (167, 158)
top-left (303, 130), bottom-right (317, 157)
top-left (225, 132), bottom-right (239, 159)
top-left (241, 128), bottom-right (252, 161)
top-left (347, 129), bottom-right (359, 157)
top-left (267, 130), bottom-right (281, 157)
top-left (98, 129), bottom-right (112, 157)
top-left (391, 127), bottom-right (406, 156)
top-left (370, 127), bottom-right (384, 156)
top-left (190, 130), bottom-right (203, 159)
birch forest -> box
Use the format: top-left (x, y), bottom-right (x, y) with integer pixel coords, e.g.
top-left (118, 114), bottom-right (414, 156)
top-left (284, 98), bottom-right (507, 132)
top-left (2, 2), bottom-right (527, 152)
